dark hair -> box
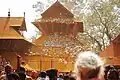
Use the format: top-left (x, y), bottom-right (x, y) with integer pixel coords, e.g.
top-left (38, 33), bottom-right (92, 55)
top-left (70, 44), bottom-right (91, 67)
top-left (46, 69), bottom-right (58, 80)
top-left (69, 76), bottom-right (75, 80)
top-left (17, 67), bottom-right (26, 80)
top-left (19, 67), bottom-right (25, 72)
top-left (7, 73), bottom-right (20, 80)
top-left (40, 72), bottom-right (46, 78)
top-left (86, 66), bottom-right (100, 79)
top-left (59, 75), bottom-right (63, 78)
top-left (64, 76), bottom-right (69, 80)
top-left (107, 68), bottom-right (119, 80)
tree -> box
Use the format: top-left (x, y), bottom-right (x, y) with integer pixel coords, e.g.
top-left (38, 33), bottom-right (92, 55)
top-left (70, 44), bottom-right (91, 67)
top-left (32, 0), bottom-right (56, 18)
top-left (64, 0), bottom-right (120, 53)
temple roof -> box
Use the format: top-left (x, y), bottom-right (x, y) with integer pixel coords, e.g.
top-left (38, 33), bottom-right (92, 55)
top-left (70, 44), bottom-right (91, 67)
top-left (33, 21), bottom-right (83, 36)
top-left (0, 28), bottom-right (24, 39)
top-left (33, 1), bottom-right (83, 36)
top-left (0, 17), bottom-right (26, 39)
top-left (0, 16), bottom-right (33, 53)
top-left (41, 1), bottom-right (74, 18)
top-left (112, 34), bottom-right (120, 44)
top-left (0, 17), bottom-right (26, 31)
top-left (32, 1), bottom-right (83, 37)
top-left (31, 1), bottom-right (84, 58)
top-left (100, 33), bottom-right (120, 65)
top-left (0, 39), bottom-right (33, 53)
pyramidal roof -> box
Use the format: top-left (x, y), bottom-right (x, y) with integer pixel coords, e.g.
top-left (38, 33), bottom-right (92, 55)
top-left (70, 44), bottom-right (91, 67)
top-left (41, 1), bottom-right (74, 18)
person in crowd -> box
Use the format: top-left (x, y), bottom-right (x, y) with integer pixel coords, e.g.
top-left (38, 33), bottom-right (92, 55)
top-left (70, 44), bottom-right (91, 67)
top-left (31, 70), bottom-right (38, 80)
top-left (0, 64), bottom-right (13, 80)
top-left (0, 70), bottom-right (2, 77)
top-left (69, 76), bottom-right (76, 80)
top-left (57, 74), bottom-right (63, 80)
top-left (118, 69), bottom-right (120, 79)
top-left (46, 69), bottom-right (58, 80)
top-left (37, 71), bottom-right (47, 80)
top-left (107, 65), bottom-right (119, 80)
top-left (7, 72), bottom-right (20, 80)
top-left (63, 72), bottom-right (70, 80)
top-left (17, 66), bottom-right (33, 80)
top-left (17, 66), bottom-right (26, 80)
top-left (74, 51), bottom-right (105, 80)
top-left (64, 74), bottom-right (69, 80)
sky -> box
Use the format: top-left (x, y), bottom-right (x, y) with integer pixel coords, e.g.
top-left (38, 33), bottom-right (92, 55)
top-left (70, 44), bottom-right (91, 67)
top-left (0, 0), bottom-right (50, 39)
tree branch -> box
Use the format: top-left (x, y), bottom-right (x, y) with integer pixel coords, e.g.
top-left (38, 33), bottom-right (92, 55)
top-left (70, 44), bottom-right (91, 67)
top-left (86, 32), bottom-right (102, 51)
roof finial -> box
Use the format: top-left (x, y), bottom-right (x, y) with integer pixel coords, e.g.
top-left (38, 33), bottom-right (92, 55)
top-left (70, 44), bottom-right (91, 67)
top-left (8, 8), bottom-right (10, 17)
top-left (24, 12), bottom-right (25, 17)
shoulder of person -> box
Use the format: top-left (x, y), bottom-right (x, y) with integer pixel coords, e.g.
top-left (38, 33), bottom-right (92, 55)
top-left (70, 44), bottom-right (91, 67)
top-left (0, 74), bottom-right (6, 80)
top-left (36, 77), bottom-right (40, 80)
top-left (90, 77), bottom-right (100, 80)
top-left (0, 74), bottom-right (6, 78)
top-left (26, 75), bottom-right (33, 80)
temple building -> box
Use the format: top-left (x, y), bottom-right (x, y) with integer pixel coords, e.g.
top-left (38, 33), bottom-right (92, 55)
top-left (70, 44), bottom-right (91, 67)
top-left (29, 1), bottom-right (83, 72)
top-left (0, 11), bottom-right (33, 69)
top-left (33, 1), bottom-right (83, 45)
top-left (0, 1), bottom-right (84, 72)
top-left (100, 34), bottom-right (120, 66)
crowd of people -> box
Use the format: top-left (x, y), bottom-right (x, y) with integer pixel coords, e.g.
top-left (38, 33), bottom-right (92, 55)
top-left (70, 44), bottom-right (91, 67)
top-left (0, 51), bottom-right (120, 80)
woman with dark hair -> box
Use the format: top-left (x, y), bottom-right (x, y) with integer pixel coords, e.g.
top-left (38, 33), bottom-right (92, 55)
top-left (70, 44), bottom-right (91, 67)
top-left (107, 66), bottom-right (119, 80)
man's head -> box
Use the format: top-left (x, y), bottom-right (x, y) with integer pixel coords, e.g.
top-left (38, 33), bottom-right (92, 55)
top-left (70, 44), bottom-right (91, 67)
top-left (46, 69), bottom-right (58, 80)
top-left (74, 51), bottom-right (104, 80)
top-left (5, 64), bottom-right (13, 74)
top-left (19, 67), bottom-right (25, 72)
top-left (40, 72), bottom-right (46, 78)
top-left (7, 73), bottom-right (20, 80)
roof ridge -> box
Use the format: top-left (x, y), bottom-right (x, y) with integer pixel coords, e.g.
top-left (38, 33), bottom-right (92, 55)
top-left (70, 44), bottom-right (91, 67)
top-left (41, 1), bottom-right (73, 18)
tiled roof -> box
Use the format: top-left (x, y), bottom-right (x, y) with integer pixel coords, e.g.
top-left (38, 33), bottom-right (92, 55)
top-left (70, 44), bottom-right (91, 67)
top-left (0, 17), bottom-right (26, 39)
top-left (0, 28), bottom-right (24, 39)
top-left (41, 1), bottom-right (73, 18)
top-left (0, 39), bottom-right (33, 53)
